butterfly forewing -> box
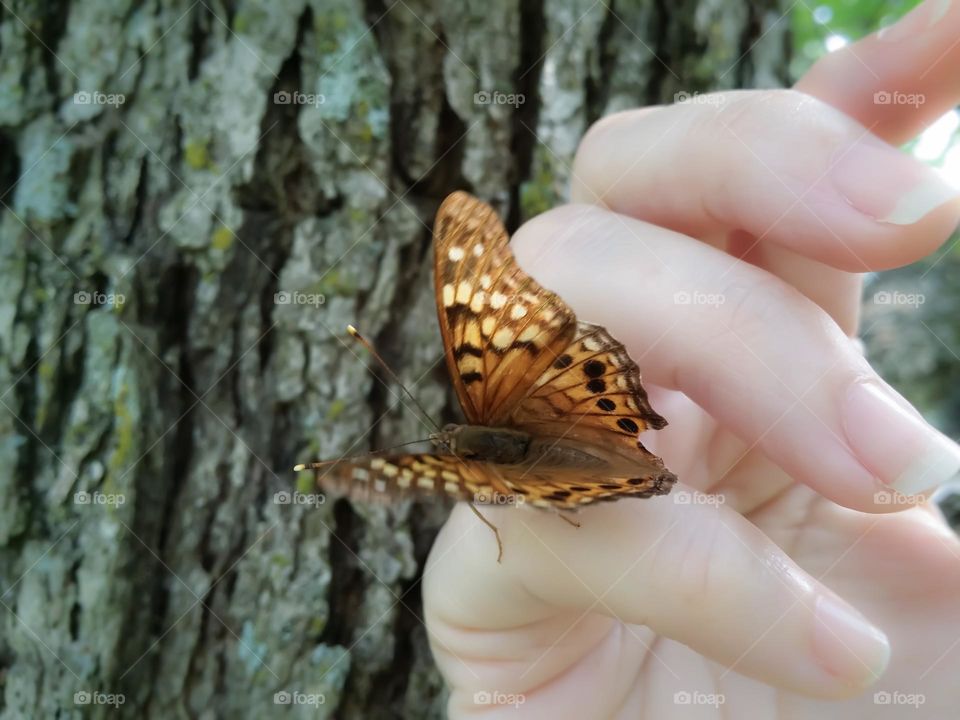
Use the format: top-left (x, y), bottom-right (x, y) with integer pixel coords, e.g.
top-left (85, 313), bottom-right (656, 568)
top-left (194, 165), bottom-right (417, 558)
top-left (433, 192), bottom-right (577, 425)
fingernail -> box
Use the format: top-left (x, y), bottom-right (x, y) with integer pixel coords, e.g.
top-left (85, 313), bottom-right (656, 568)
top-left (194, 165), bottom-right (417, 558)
top-left (880, 174), bottom-right (960, 225)
top-left (843, 380), bottom-right (960, 495)
top-left (878, 0), bottom-right (952, 42)
top-left (931, 0), bottom-right (955, 24)
top-left (832, 142), bottom-right (960, 225)
top-left (813, 595), bottom-right (890, 685)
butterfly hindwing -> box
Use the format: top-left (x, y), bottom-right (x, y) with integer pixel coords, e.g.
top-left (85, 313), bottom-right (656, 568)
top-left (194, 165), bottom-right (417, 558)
top-left (510, 321), bottom-right (668, 457)
top-left (498, 465), bottom-right (675, 510)
top-left (312, 451), bottom-right (674, 511)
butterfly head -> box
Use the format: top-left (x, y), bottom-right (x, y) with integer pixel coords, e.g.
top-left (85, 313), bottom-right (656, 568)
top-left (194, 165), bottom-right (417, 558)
top-left (429, 423), bottom-right (462, 455)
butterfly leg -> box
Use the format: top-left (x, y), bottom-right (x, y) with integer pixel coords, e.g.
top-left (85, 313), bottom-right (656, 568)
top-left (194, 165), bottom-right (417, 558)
top-left (468, 503), bottom-right (503, 563)
top-left (557, 511), bottom-right (581, 528)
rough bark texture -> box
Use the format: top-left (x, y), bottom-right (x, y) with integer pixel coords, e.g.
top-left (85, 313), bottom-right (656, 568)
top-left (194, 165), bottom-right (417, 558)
top-left (1, 1), bottom-right (793, 718)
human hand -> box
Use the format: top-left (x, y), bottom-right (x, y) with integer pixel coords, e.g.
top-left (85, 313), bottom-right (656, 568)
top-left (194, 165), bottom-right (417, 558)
top-left (424, 2), bottom-right (960, 717)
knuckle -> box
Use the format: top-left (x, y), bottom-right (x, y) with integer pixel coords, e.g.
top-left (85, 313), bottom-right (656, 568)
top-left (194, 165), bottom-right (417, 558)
top-left (649, 517), bottom-right (728, 605)
top-left (710, 88), bottom-right (849, 152)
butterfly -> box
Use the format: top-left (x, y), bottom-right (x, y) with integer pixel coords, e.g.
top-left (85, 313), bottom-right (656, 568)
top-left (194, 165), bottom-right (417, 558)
top-left (296, 192), bottom-right (676, 560)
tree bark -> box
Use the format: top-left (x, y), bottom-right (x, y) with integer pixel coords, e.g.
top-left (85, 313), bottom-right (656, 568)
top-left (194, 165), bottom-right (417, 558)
top-left (0, 1), bottom-right (790, 717)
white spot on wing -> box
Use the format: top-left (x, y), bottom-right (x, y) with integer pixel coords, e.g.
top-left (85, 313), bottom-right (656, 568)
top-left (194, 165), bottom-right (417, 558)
top-left (518, 324), bottom-right (540, 342)
top-left (470, 291), bottom-right (486, 312)
top-left (448, 246), bottom-right (465, 261)
top-left (490, 292), bottom-right (507, 309)
top-left (442, 284), bottom-right (454, 307)
top-left (456, 281), bottom-right (471, 304)
top-left (492, 327), bottom-right (514, 349)
top-left (510, 304), bottom-right (527, 320)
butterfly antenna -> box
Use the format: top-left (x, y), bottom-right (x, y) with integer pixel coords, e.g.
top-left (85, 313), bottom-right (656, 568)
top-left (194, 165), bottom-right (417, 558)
top-left (346, 325), bottom-right (443, 433)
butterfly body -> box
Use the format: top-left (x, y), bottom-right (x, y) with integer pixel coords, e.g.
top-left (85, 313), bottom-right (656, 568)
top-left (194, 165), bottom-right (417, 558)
top-left (430, 424), bottom-right (532, 464)
top-left (435, 422), bottom-right (661, 478)
top-left (302, 191), bottom-right (676, 518)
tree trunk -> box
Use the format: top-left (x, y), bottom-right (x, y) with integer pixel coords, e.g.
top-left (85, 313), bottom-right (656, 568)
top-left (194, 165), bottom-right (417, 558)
top-left (0, 1), bottom-right (790, 717)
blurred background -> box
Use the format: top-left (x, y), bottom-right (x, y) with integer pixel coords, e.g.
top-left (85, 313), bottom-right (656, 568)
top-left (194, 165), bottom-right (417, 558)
top-left (0, 1), bottom-right (956, 717)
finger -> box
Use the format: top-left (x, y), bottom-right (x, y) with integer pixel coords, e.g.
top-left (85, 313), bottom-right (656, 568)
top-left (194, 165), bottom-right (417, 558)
top-left (426, 498), bottom-right (890, 703)
top-left (569, 90), bottom-right (960, 273)
top-left (796, 0), bottom-right (960, 145)
top-left (510, 204), bottom-right (960, 507)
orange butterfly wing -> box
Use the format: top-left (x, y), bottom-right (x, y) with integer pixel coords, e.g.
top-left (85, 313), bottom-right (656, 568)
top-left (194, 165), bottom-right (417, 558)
top-left (433, 192), bottom-right (577, 425)
top-left (309, 453), bottom-right (484, 504)
top-left (509, 321), bottom-right (669, 464)
top-left (434, 192), bottom-right (670, 476)
top-left (311, 450), bottom-right (671, 510)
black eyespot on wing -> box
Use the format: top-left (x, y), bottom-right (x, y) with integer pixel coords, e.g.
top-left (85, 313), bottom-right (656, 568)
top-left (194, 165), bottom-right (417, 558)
top-left (586, 378), bottom-right (606, 393)
top-left (600, 484), bottom-right (622, 490)
top-left (617, 418), bottom-right (639, 434)
top-left (461, 371), bottom-right (483, 385)
top-left (553, 354), bottom-right (573, 369)
top-left (583, 359), bottom-right (605, 378)
top-left (596, 398), bottom-right (616, 412)
top-left (627, 478), bottom-right (647, 485)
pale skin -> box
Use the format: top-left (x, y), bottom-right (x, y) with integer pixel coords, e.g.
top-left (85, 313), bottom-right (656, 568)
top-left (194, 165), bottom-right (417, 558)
top-left (423, 2), bottom-right (960, 718)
